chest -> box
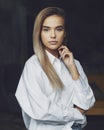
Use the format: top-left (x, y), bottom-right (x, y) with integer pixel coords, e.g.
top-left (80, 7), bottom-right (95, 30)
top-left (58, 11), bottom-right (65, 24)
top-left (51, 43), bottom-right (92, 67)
top-left (41, 65), bottom-right (74, 107)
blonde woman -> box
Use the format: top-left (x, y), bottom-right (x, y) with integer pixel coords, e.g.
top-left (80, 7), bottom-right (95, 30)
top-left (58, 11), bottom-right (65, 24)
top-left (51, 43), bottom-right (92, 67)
top-left (15, 7), bottom-right (95, 130)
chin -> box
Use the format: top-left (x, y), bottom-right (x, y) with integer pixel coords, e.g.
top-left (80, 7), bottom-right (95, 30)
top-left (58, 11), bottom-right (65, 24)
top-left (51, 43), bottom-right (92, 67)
top-left (50, 45), bottom-right (61, 49)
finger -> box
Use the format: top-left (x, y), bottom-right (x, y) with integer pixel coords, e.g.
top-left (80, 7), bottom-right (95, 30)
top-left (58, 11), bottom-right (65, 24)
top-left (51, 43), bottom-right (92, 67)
top-left (61, 49), bottom-right (71, 56)
top-left (63, 52), bottom-right (70, 59)
top-left (59, 48), bottom-right (69, 56)
top-left (61, 50), bottom-right (70, 59)
top-left (58, 45), bottom-right (69, 51)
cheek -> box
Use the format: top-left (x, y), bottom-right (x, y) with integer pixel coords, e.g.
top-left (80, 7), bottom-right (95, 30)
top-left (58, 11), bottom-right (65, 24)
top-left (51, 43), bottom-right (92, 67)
top-left (41, 33), bottom-right (45, 42)
top-left (41, 34), bottom-right (49, 45)
top-left (41, 33), bottom-right (47, 41)
top-left (59, 34), bottom-right (65, 41)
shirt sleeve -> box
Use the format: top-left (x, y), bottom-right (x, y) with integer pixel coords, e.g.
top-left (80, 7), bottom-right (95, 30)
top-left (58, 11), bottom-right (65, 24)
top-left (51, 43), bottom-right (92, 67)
top-left (72, 60), bottom-right (96, 110)
top-left (15, 59), bottom-right (84, 123)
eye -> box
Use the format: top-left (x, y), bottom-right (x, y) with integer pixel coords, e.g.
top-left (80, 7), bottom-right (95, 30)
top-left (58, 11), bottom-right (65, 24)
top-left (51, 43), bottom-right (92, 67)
top-left (42, 28), bottom-right (49, 31)
top-left (56, 27), bottom-right (64, 31)
top-left (42, 27), bottom-right (50, 32)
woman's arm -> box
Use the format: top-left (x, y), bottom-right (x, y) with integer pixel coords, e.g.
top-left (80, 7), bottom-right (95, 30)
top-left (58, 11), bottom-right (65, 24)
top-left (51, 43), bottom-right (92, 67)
top-left (72, 60), bottom-right (95, 110)
top-left (58, 45), bottom-right (95, 111)
top-left (15, 59), bottom-right (84, 123)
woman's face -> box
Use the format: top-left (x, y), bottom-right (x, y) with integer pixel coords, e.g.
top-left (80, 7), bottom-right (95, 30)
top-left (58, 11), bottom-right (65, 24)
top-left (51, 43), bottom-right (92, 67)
top-left (41, 15), bottom-right (66, 56)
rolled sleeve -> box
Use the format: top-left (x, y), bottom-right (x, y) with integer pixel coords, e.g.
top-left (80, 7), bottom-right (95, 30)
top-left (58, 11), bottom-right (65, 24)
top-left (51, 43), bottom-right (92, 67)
top-left (72, 60), bottom-right (95, 110)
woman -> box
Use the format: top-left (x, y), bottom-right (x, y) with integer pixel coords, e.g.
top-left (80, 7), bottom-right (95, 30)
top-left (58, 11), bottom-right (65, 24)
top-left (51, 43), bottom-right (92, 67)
top-left (15, 7), bottom-right (95, 130)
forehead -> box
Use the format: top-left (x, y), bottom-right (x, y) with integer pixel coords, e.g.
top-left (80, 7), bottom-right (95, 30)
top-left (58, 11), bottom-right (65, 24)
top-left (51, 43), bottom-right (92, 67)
top-left (42, 15), bottom-right (65, 27)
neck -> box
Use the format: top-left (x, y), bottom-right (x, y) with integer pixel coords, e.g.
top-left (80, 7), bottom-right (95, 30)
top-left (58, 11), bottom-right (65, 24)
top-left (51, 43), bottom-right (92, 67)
top-left (45, 49), bottom-right (59, 58)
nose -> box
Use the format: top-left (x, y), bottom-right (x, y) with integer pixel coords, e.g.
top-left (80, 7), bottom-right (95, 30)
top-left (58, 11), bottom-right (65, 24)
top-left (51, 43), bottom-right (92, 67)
top-left (50, 30), bottom-right (56, 38)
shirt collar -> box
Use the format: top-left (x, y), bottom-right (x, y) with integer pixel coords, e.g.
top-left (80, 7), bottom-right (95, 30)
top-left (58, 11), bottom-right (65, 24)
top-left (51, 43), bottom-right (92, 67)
top-left (45, 50), bottom-right (61, 64)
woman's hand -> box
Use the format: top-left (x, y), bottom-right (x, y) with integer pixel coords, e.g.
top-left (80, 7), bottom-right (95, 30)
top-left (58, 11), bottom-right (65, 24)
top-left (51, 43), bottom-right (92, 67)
top-left (76, 106), bottom-right (86, 114)
top-left (58, 45), bottom-right (79, 80)
top-left (58, 45), bottom-right (74, 66)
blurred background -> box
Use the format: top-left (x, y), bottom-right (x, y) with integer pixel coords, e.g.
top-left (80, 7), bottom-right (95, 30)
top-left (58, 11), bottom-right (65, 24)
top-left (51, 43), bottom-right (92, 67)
top-left (0, 0), bottom-right (104, 130)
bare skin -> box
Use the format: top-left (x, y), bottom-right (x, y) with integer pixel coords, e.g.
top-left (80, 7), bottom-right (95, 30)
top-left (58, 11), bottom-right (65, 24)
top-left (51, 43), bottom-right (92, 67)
top-left (58, 45), bottom-right (79, 80)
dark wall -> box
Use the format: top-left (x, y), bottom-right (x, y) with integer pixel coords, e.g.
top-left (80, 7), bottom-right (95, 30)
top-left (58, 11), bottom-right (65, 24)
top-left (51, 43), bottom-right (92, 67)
top-left (27, 0), bottom-right (104, 74)
top-left (0, 0), bottom-right (104, 113)
top-left (0, 0), bottom-right (28, 113)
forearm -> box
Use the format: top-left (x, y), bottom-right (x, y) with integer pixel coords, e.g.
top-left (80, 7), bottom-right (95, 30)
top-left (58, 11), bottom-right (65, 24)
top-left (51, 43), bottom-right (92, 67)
top-left (47, 102), bottom-right (84, 122)
top-left (67, 63), bottom-right (80, 80)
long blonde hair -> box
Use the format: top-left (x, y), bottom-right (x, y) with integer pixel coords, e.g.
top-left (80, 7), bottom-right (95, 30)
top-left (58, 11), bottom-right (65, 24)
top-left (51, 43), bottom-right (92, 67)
top-left (33, 7), bottom-right (69, 89)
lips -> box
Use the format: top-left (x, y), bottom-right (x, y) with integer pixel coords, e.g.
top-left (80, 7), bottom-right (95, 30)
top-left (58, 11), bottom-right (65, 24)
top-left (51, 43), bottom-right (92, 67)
top-left (49, 41), bottom-right (57, 44)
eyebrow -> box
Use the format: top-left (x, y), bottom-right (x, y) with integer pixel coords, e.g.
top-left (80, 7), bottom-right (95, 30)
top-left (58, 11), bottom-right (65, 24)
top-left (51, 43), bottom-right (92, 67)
top-left (42, 26), bottom-right (50, 28)
top-left (42, 25), bottom-right (64, 28)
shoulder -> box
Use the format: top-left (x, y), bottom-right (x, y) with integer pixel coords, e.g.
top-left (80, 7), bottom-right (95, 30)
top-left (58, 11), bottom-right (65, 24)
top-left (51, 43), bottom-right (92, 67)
top-left (74, 59), bottom-right (83, 71)
top-left (74, 59), bottom-right (86, 77)
top-left (25, 54), bottom-right (41, 67)
top-left (23, 54), bottom-right (42, 73)
top-left (22, 55), bottom-right (43, 79)
top-left (26, 54), bottom-right (39, 64)
top-left (74, 59), bottom-right (81, 66)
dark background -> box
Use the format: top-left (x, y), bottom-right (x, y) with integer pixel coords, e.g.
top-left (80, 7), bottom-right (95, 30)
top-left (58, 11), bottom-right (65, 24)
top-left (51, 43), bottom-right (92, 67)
top-left (0, 0), bottom-right (104, 129)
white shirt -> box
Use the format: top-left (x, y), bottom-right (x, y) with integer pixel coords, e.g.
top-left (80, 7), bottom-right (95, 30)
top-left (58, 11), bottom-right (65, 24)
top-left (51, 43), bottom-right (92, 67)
top-left (15, 51), bottom-right (95, 130)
